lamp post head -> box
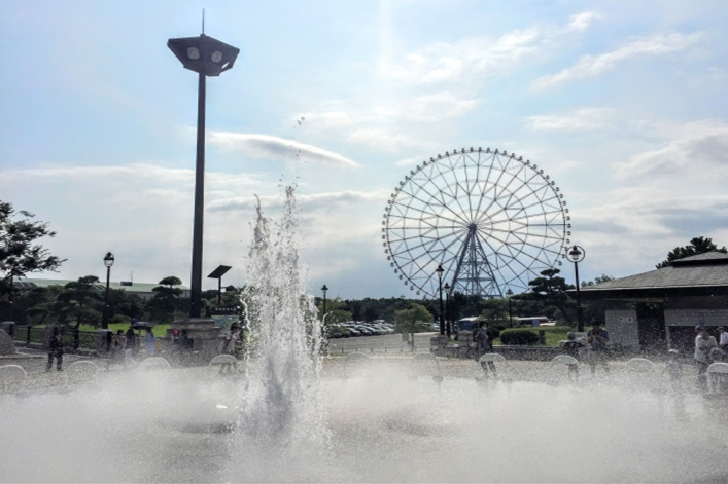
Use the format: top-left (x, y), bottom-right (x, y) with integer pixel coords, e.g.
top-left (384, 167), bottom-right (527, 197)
top-left (103, 252), bottom-right (115, 268)
top-left (321, 285), bottom-right (328, 293)
top-left (168, 34), bottom-right (239, 77)
top-left (444, 283), bottom-right (450, 291)
top-left (436, 264), bottom-right (444, 276)
top-left (506, 288), bottom-right (513, 297)
top-left (566, 245), bottom-right (585, 263)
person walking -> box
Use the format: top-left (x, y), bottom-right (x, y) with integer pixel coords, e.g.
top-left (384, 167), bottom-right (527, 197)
top-left (46, 329), bottom-right (64, 372)
top-left (586, 322), bottom-right (610, 375)
top-left (694, 326), bottom-right (717, 392)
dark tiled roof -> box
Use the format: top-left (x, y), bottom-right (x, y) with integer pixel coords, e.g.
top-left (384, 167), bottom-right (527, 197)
top-left (581, 251), bottom-right (728, 293)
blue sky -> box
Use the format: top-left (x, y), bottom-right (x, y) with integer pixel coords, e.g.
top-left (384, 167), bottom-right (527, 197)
top-left (2, 1), bottom-right (728, 299)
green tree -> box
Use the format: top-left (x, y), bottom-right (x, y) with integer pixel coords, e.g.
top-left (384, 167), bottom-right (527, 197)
top-left (54, 275), bottom-right (103, 329)
top-left (478, 298), bottom-right (509, 327)
top-left (581, 274), bottom-right (616, 287)
top-left (656, 236), bottom-right (727, 268)
top-left (528, 268), bottom-right (573, 323)
top-left (146, 276), bottom-right (184, 324)
top-left (0, 200), bottom-right (65, 289)
top-left (393, 303), bottom-right (433, 333)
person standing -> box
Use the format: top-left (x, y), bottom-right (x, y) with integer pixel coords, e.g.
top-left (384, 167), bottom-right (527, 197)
top-left (718, 327), bottom-right (728, 351)
top-left (474, 322), bottom-right (496, 374)
top-left (143, 328), bottom-right (157, 358)
top-left (694, 326), bottom-right (717, 391)
top-left (111, 329), bottom-right (126, 364)
top-left (586, 322), bottom-right (610, 374)
top-left (218, 323), bottom-right (241, 374)
top-left (125, 325), bottom-right (137, 366)
top-left (46, 329), bottom-right (64, 372)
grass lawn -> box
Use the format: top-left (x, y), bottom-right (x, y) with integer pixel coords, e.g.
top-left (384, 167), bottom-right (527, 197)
top-left (76, 323), bottom-right (171, 337)
top-left (493, 326), bottom-right (576, 346)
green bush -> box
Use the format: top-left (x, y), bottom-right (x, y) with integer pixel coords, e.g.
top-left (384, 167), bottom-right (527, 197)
top-left (499, 330), bottom-right (540, 345)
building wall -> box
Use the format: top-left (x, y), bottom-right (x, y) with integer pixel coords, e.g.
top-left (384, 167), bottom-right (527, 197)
top-left (605, 308), bottom-right (639, 347)
top-left (664, 308), bottom-right (728, 327)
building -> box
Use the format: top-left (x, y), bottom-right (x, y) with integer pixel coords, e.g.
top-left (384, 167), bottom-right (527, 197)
top-left (13, 277), bottom-right (190, 300)
top-left (572, 252), bottom-right (728, 352)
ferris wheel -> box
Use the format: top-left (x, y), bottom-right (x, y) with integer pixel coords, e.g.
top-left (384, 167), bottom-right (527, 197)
top-left (382, 147), bottom-right (570, 298)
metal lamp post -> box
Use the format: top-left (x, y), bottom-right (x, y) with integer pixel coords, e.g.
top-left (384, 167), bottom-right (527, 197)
top-left (444, 282), bottom-right (451, 337)
top-left (168, 33), bottom-right (239, 319)
top-left (565, 246), bottom-right (586, 332)
top-left (506, 288), bottom-right (514, 327)
top-left (436, 264), bottom-right (445, 335)
top-left (321, 285), bottom-right (328, 320)
top-left (102, 252), bottom-right (114, 330)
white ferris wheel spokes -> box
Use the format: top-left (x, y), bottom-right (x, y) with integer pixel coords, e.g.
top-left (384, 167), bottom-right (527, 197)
top-left (382, 147), bottom-right (571, 298)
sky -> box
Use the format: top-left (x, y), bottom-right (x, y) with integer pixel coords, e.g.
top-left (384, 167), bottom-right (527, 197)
top-left (1, 0), bottom-right (728, 300)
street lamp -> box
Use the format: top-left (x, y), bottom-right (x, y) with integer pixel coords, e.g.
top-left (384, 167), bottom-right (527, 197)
top-left (321, 285), bottom-right (328, 321)
top-left (506, 288), bottom-right (514, 327)
top-left (207, 265), bottom-right (232, 306)
top-left (436, 264), bottom-right (445, 335)
top-left (444, 282), bottom-right (451, 337)
top-left (102, 252), bottom-right (114, 330)
top-left (168, 33), bottom-right (239, 319)
top-left (565, 245), bottom-right (586, 332)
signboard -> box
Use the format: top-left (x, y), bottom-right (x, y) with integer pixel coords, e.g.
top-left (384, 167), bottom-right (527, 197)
top-left (212, 306), bottom-right (241, 315)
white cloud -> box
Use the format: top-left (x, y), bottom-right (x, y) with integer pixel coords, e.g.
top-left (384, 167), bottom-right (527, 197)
top-left (616, 119), bottom-right (728, 179)
top-left (528, 108), bottom-right (615, 131)
top-left (564, 11), bottom-right (603, 33)
top-left (383, 11), bottom-right (600, 85)
top-left (207, 132), bottom-right (359, 168)
top-left (531, 32), bottom-right (703, 90)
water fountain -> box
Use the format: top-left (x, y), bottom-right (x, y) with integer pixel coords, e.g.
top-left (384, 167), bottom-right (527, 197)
top-left (2, 188), bottom-right (728, 482)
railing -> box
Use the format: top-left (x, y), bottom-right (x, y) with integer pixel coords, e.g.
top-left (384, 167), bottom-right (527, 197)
top-left (11, 326), bottom-right (98, 350)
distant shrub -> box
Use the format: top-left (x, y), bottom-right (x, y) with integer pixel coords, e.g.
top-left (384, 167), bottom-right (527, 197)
top-left (499, 330), bottom-right (540, 345)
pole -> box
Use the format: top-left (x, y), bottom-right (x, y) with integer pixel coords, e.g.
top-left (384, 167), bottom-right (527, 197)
top-left (190, 71), bottom-right (207, 319)
top-left (103, 265), bottom-right (111, 330)
top-left (445, 290), bottom-right (450, 338)
top-left (217, 277), bottom-right (221, 306)
top-left (438, 273), bottom-right (445, 335)
top-left (508, 298), bottom-right (513, 328)
top-left (574, 260), bottom-right (583, 332)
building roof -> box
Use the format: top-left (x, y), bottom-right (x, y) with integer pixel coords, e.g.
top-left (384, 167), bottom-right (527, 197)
top-left (573, 251), bottom-right (728, 299)
top-left (13, 277), bottom-right (188, 293)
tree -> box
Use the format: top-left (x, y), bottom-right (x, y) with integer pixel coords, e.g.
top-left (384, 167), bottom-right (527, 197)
top-left (54, 276), bottom-right (103, 329)
top-left (528, 268), bottom-right (574, 323)
top-left (393, 303), bottom-right (433, 333)
top-left (0, 200), bottom-right (64, 301)
top-left (146, 276), bottom-right (185, 323)
top-left (656, 236), bottom-right (727, 268)
top-left (582, 274), bottom-right (616, 287)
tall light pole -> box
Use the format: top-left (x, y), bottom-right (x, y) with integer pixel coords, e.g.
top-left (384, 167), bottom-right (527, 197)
top-left (436, 264), bottom-right (445, 335)
top-left (102, 252), bottom-right (114, 330)
top-left (506, 288), bottom-right (514, 327)
top-left (565, 246), bottom-right (586, 332)
top-left (444, 282), bottom-right (451, 337)
top-left (321, 285), bottom-right (328, 321)
top-left (168, 32), bottom-right (239, 319)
